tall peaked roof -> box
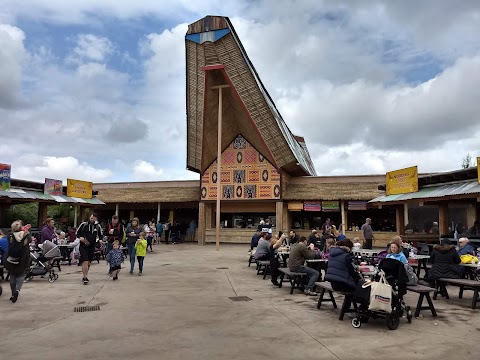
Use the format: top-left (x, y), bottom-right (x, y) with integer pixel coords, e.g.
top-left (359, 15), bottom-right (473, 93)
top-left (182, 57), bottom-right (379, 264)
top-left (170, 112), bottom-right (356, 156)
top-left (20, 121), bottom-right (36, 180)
top-left (185, 15), bottom-right (317, 177)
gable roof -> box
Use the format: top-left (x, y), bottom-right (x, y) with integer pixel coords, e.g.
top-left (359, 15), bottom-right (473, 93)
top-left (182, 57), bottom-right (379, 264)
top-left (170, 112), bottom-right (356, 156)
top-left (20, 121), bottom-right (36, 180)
top-left (185, 15), bottom-right (316, 177)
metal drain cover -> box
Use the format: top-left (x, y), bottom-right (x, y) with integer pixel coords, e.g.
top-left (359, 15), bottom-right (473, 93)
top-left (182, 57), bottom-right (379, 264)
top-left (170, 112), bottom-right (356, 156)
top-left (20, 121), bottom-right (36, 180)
top-left (74, 305), bottom-right (100, 313)
top-left (216, 267), bottom-right (229, 269)
top-left (229, 296), bottom-right (252, 302)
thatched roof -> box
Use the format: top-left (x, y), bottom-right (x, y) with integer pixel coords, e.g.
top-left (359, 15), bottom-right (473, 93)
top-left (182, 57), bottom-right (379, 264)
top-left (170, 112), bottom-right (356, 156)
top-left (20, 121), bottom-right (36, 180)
top-left (283, 176), bottom-right (384, 201)
top-left (185, 16), bottom-right (316, 177)
top-left (94, 181), bottom-right (200, 204)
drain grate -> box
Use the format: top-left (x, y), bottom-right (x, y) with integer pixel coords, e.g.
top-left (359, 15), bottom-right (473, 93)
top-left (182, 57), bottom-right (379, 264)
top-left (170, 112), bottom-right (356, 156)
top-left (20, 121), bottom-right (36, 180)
top-left (74, 305), bottom-right (100, 313)
top-left (229, 296), bottom-right (252, 302)
top-left (216, 267), bottom-right (229, 269)
top-left (161, 263), bottom-right (172, 266)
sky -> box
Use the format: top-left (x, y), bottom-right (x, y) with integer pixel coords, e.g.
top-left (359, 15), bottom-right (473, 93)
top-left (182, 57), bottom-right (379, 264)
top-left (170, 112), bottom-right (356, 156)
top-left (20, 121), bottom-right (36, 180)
top-left (1, 0), bottom-right (480, 184)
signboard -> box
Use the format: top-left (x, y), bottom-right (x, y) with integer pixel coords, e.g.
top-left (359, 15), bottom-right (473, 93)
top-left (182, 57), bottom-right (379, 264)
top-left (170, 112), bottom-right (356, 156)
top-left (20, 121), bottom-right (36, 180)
top-left (0, 163), bottom-right (11, 191)
top-left (322, 201), bottom-right (340, 212)
top-left (44, 178), bottom-right (63, 195)
top-left (348, 201), bottom-right (368, 211)
top-left (66, 178), bottom-right (92, 199)
top-left (288, 202), bottom-right (303, 211)
top-left (303, 203), bottom-right (321, 212)
top-left (386, 166), bottom-right (418, 196)
top-left (477, 157), bottom-right (480, 184)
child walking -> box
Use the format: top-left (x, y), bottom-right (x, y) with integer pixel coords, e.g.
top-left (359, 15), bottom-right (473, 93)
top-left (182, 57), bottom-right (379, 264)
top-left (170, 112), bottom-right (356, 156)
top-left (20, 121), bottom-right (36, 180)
top-left (106, 240), bottom-right (124, 280)
top-left (135, 232), bottom-right (147, 276)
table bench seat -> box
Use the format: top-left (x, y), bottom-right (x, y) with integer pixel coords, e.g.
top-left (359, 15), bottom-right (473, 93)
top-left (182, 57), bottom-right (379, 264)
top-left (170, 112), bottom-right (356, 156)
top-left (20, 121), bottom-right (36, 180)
top-left (256, 260), bottom-right (271, 279)
top-left (314, 281), bottom-right (357, 320)
top-left (406, 285), bottom-right (437, 317)
top-left (436, 278), bottom-right (480, 309)
top-left (278, 268), bottom-right (306, 294)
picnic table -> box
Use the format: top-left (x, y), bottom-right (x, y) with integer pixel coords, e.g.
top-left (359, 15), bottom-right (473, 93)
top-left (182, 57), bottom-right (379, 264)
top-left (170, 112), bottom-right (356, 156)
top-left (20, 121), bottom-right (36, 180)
top-left (459, 262), bottom-right (480, 280)
top-left (57, 244), bottom-right (75, 265)
top-left (409, 254), bottom-right (430, 278)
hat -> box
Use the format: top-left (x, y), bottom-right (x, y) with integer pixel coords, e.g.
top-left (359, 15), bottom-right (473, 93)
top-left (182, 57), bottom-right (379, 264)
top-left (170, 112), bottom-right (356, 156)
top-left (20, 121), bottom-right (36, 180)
top-left (261, 227), bottom-right (270, 233)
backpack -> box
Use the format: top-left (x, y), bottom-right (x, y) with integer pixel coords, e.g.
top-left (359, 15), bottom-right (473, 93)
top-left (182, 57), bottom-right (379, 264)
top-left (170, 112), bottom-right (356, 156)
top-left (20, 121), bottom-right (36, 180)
top-left (404, 264), bottom-right (418, 286)
top-left (8, 234), bottom-right (26, 259)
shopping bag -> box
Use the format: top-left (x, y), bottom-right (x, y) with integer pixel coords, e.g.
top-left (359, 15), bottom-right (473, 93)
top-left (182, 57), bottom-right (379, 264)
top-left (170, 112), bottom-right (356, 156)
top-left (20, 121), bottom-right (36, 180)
top-left (363, 273), bottom-right (392, 313)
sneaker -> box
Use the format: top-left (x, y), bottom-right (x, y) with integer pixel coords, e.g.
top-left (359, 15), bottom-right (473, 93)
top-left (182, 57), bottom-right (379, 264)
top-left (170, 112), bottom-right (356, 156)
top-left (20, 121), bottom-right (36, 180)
top-left (83, 278), bottom-right (89, 285)
top-left (10, 291), bottom-right (19, 303)
top-left (271, 279), bottom-right (280, 286)
top-left (113, 276), bottom-right (118, 281)
top-left (304, 289), bottom-right (318, 296)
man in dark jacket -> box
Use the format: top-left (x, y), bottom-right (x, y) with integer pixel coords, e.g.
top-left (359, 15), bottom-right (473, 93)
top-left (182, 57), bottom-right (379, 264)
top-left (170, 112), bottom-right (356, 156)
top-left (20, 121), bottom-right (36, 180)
top-left (289, 230), bottom-right (300, 245)
top-left (77, 213), bottom-right (102, 285)
top-left (288, 236), bottom-right (319, 295)
top-left (106, 215), bottom-right (123, 255)
top-left (428, 239), bottom-right (461, 287)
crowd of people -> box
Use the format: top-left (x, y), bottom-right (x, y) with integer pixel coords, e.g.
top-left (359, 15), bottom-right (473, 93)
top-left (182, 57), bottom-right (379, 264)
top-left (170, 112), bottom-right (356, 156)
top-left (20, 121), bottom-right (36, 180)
top-left (0, 214), bottom-right (198, 302)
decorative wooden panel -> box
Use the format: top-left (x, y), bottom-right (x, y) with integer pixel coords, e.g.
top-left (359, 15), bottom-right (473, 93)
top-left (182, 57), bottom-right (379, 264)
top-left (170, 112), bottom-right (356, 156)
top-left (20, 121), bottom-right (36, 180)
top-left (201, 135), bottom-right (281, 200)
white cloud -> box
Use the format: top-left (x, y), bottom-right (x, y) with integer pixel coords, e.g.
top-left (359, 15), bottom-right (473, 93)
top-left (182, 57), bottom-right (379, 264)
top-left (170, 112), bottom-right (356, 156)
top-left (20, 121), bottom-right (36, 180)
top-left (70, 34), bottom-right (113, 63)
top-left (133, 160), bottom-right (199, 181)
top-left (12, 155), bottom-right (113, 183)
top-left (0, 24), bottom-right (27, 108)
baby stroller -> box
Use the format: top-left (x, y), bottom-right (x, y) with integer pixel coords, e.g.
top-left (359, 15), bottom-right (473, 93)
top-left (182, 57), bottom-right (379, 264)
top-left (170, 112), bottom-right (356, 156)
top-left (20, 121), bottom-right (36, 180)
top-left (351, 258), bottom-right (412, 330)
top-left (25, 240), bottom-right (60, 283)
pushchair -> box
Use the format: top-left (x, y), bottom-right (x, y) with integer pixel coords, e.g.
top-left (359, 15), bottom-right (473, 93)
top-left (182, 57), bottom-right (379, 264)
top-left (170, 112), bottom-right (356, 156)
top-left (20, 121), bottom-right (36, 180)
top-left (25, 240), bottom-right (60, 283)
top-left (351, 258), bottom-right (412, 330)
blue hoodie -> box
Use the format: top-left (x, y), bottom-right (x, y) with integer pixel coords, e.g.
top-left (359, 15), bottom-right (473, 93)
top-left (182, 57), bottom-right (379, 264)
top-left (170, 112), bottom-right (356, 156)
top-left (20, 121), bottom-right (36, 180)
top-left (386, 252), bottom-right (408, 264)
top-left (457, 244), bottom-right (475, 256)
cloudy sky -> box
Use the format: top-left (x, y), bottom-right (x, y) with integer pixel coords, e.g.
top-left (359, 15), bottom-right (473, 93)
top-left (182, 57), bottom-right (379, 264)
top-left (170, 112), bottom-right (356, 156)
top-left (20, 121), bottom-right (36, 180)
top-left (1, 0), bottom-right (479, 184)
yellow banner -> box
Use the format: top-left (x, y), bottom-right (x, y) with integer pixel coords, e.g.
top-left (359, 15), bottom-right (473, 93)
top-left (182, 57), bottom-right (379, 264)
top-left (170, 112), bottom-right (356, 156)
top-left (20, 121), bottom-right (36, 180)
top-left (477, 157), bottom-right (480, 184)
top-left (386, 166), bottom-right (418, 195)
top-left (66, 178), bottom-right (93, 199)
top-left (288, 202), bottom-right (303, 211)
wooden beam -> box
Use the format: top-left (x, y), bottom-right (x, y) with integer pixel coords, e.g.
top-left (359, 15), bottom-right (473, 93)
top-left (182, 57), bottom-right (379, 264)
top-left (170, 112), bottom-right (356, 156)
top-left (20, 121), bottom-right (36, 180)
top-left (396, 205), bottom-right (405, 235)
top-left (210, 84), bottom-right (230, 89)
top-left (215, 86), bottom-right (223, 251)
top-left (439, 203), bottom-right (448, 235)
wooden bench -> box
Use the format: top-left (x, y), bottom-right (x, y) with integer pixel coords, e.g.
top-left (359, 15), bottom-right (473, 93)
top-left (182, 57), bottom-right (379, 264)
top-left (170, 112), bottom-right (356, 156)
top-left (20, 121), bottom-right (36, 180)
top-left (256, 260), bottom-right (271, 279)
top-left (406, 284), bottom-right (437, 317)
top-left (436, 278), bottom-right (480, 309)
top-left (50, 257), bottom-right (63, 271)
top-left (278, 268), bottom-right (307, 294)
top-left (248, 254), bottom-right (256, 267)
top-left (410, 262), bottom-right (432, 278)
top-left (315, 281), bottom-right (357, 320)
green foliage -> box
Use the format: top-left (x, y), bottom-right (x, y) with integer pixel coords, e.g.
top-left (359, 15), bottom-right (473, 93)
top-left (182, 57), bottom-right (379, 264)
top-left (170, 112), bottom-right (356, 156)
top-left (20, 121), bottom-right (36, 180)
top-left (461, 153), bottom-right (473, 169)
top-left (5, 202), bottom-right (39, 227)
top-left (48, 204), bottom-right (74, 225)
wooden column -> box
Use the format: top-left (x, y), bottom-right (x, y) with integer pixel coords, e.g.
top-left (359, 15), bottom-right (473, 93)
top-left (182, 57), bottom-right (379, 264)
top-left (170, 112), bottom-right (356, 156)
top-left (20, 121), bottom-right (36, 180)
top-left (396, 205), bottom-right (405, 235)
top-left (439, 203), bottom-right (448, 235)
top-left (156, 202), bottom-right (161, 223)
top-left (403, 203), bottom-right (409, 227)
top-left (38, 202), bottom-right (49, 228)
top-left (276, 201), bottom-right (284, 231)
top-left (115, 203), bottom-right (119, 217)
top-left (198, 202), bottom-right (206, 245)
top-left (340, 200), bottom-right (347, 235)
top-left (212, 84), bottom-right (229, 251)
top-left (73, 204), bottom-right (79, 227)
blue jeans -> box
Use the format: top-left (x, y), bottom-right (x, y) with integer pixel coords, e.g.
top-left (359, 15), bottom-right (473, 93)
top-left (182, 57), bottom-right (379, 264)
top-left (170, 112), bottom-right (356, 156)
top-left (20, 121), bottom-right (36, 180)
top-left (137, 256), bottom-right (144, 273)
top-left (106, 242), bottom-right (113, 255)
top-left (293, 265), bottom-right (319, 291)
top-left (127, 243), bottom-right (136, 272)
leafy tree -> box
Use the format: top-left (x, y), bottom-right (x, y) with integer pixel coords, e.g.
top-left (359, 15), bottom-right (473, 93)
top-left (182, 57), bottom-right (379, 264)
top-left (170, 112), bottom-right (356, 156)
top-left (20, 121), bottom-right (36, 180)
top-left (461, 153), bottom-right (473, 169)
top-left (5, 202), bottom-right (39, 227)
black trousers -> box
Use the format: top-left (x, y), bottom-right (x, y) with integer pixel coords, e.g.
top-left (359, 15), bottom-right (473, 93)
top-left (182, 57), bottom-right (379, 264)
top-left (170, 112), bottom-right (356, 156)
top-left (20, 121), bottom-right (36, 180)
top-left (270, 256), bottom-right (280, 282)
top-left (164, 230), bottom-right (170, 243)
top-left (364, 239), bottom-right (373, 249)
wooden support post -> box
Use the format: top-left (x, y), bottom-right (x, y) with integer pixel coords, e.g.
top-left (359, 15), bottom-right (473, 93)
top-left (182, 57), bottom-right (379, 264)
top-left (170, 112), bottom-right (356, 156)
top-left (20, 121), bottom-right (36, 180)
top-left (212, 84), bottom-right (229, 252)
top-left (396, 205), bottom-right (405, 235)
top-left (38, 202), bottom-right (49, 228)
top-left (404, 203), bottom-right (409, 228)
top-left (73, 204), bottom-right (79, 227)
top-left (340, 200), bottom-right (347, 235)
top-left (115, 203), bottom-right (119, 217)
top-left (276, 201), bottom-right (284, 231)
top-left (439, 203), bottom-right (448, 235)
top-left (157, 202), bottom-right (161, 223)
top-left (198, 202), bottom-right (206, 245)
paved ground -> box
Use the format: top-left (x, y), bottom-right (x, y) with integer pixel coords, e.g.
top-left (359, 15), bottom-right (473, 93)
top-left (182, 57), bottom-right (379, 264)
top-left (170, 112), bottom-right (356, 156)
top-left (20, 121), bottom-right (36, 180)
top-left (0, 243), bottom-right (478, 360)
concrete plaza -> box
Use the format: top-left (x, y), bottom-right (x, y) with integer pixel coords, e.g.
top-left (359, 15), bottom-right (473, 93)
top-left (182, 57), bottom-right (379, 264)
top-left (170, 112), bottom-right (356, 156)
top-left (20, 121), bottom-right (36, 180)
top-left (0, 244), bottom-right (477, 360)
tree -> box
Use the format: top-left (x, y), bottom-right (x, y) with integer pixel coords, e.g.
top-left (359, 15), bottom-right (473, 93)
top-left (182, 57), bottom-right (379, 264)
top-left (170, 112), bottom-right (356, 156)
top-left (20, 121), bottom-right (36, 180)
top-left (461, 153), bottom-right (473, 169)
top-left (5, 203), bottom-right (39, 227)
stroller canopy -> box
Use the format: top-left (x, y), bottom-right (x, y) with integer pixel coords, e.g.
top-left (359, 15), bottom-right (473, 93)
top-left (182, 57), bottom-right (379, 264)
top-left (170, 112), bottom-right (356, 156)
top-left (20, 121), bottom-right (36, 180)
top-left (42, 240), bottom-right (61, 259)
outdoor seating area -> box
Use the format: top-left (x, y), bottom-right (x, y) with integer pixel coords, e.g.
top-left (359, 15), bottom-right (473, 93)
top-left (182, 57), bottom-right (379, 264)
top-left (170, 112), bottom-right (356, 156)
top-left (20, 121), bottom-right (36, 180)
top-left (247, 242), bottom-right (480, 330)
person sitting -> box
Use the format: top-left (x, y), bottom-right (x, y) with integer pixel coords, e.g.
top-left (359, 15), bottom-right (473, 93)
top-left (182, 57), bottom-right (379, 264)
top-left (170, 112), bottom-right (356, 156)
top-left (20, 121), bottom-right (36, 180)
top-left (457, 237), bottom-right (475, 256)
top-left (322, 238), bottom-right (336, 259)
top-left (288, 230), bottom-right (300, 245)
top-left (467, 221), bottom-right (480, 237)
top-left (427, 239), bottom-right (461, 287)
top-left (307, 230), bottom-right (319, 247)
top-left (250, 231), bottom-right (261, 251)
top-left (332, 225), bottom-right (346, 241)
top-left (270, 231), bottom-right (287, 286)
top-left (288, 236), bottom-right (319, 296)
top-left (253, 229), bottom-right (272, 261)
top-left (386, 238), bottom-right (408, 264)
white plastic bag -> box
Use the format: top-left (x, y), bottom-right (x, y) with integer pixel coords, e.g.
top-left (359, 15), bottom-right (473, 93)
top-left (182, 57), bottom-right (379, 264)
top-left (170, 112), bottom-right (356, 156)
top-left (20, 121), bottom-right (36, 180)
top-left (364, 272), bottom-right (392, 313)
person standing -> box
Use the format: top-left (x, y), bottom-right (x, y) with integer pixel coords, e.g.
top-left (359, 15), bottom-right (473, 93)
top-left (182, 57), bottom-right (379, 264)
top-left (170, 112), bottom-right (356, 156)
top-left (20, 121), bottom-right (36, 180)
top-left (106, 215), bottom-right (123, 255)
top-left (135, 232), bottom-right (147, 275)
top-left (361, 218), bottom-right (374, 250)
top-left (106, 240), bottom-right (124, 281)
top-left (126, 218), bottom-right (141, 274)
top-left (4, 220), bottom-right (31, 303)
top-left (77, 213), bottom-right (102, 285)
top-left (164, 220), bottom-right (171, 244)
top-left (40, 218), bottom-right (56, 244)
top-left (189, 220), bottom-right (197, 242)
top-left (156, 220), bottom-right (163, 244)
